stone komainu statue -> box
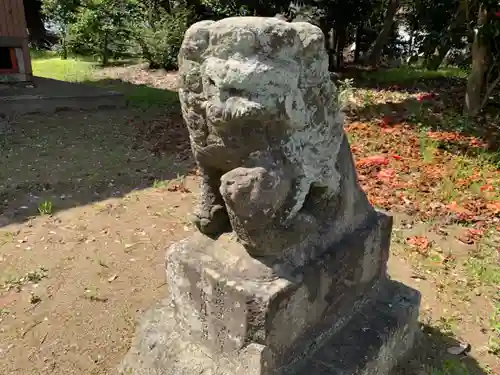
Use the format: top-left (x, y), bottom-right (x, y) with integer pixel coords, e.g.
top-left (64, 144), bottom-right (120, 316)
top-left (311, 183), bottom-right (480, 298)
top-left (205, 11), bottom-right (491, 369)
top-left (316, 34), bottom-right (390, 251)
top-left (121, 18), bottom-right (420, 375)
top-left (178, 17), bottom-right (368, 258)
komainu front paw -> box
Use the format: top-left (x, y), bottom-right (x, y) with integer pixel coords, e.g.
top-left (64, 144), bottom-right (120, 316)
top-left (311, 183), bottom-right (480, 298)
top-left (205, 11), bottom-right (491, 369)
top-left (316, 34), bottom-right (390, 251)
top-left (190, 204), bottom-right (230, 236)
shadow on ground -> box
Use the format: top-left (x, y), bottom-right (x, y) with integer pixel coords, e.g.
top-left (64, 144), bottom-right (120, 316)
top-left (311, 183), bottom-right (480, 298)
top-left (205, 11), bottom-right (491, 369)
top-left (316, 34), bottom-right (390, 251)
top-left (84, 78), bottom-right (179, 109)
top-left (0, 105), bottom-right (193, 228)
top-left (95, 59), bottom-right (142, 67)
top-left (396, 324), bottom-right (490, 375)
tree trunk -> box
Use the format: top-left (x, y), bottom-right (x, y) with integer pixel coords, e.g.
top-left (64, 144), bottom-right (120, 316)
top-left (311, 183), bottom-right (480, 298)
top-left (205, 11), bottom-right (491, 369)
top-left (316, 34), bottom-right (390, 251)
top-left (61, 38), bottom-right (68, 60)
top-left (408, 29), bottom-right (414, 57)
top-left (425, 44), bottom-right (451, 70)
top-left (419, 34), bottom-right (439, 60)
top-left (23, 0), bottom-right (49, 47)
top-left (322, 22), bottom-right (335, 71)
top-left (464, 5), bottom-right (488, 117)
top-left (160, 0), bottom-right (171, 13)
top-left (365, 0), bottom-right (400, 68)
top-left (424, 5), bottom-right (465, 71)
top-left (102, 31), bottom-right (110, 66)
top-left (354, 24), bottom-right (362, 63)
top-left (61, 25), bottom-right (68, 60)
top-left (335, 26), bottom-right (347, 70)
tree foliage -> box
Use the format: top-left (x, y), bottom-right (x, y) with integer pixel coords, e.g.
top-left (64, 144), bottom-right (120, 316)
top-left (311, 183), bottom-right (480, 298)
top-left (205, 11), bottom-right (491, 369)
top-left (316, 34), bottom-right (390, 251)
top-left (69, 0), bottom-right (139, 64)
top-left (132, 4), bottom-right (193, 70)
top-left (39, 0), bottom-right (500, 115)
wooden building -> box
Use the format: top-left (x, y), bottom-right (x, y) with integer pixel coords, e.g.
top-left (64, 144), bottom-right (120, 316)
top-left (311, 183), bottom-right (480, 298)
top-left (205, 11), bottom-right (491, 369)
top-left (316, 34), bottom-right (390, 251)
top-left (0, 0), bottom-right (32, 82)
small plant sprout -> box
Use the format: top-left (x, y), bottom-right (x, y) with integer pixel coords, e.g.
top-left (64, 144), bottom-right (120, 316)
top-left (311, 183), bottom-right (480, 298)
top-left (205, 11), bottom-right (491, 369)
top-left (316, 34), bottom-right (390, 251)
top-left (336, 78), bottom-right (355, 109)
top-left (38, 200), bottom-right (53, 215)
top-left (152, 179), bottom-right (168, 188)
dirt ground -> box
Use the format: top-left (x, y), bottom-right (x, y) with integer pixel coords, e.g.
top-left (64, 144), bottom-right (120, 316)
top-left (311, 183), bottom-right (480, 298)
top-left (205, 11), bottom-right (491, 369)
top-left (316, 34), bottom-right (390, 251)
top-left (0, 108), bottom-right (195, 374)
top-left (1, 67), bottom-right (499, 374)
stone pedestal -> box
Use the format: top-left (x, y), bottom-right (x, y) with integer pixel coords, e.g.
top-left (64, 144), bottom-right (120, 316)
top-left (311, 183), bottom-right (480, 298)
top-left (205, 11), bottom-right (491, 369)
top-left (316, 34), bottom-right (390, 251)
top-left (120, 211), bottom-right (421, 375)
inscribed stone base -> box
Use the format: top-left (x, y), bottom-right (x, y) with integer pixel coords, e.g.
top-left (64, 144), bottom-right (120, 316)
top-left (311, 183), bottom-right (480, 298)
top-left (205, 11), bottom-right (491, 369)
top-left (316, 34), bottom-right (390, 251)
top-left (119, 212), bottom-right (421, 375)
top-left (119, 281), bottom-right (419, 375)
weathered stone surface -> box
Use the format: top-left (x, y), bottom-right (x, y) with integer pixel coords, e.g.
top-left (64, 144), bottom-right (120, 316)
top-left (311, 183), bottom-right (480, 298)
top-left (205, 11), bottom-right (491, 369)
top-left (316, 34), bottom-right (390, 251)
top-left (293, 280), bottom-right (421, 375)
top-left (119, 210), bottom-right (421, 375)
top-left (177, 17), bottom-right (365, 256)
top-left (119, 278), bottom-right (420, 375)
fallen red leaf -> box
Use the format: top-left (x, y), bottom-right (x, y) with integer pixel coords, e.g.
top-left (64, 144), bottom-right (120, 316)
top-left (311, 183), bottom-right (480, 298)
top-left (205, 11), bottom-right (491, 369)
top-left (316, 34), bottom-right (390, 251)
top-left (480, 185), bottom-right (494, 192)
top-left (467, 228), bottom-right (484, 236)
top-left (457, 228), bottom-right (484, 245)
top-left (457, 227), bottom-right (484, 244)
top-left (417, 93), bottom-right (434, 102)
top-left (427, 131), bottom-right (460, 141)
top-left (356, 155), bottom-right (389, 167)
top-left (391, 154), bottom-right (402, 161)
top-left (469, 138), bottom-right (483, 147)
top-left (381, 127), bottom-right (397, 133)
top-left (377, 168), bottom-right (396, 182)
top-left (486, 201), bottom-right (500, 214)
top-left (446, 201), bottom-right (474, 215)
top-left (407, 236), bottom-right (431, 253)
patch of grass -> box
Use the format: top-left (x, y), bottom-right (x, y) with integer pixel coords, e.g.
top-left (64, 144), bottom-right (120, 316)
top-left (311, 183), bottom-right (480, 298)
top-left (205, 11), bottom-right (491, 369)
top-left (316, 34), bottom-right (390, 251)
top-left (152, 179), bottom-right (168, 188)
top-left (32, 55), bottom-right (178, 108)
top-left (25, 268), bottom-right (49, 283)
top-left (434, 315), bottom-right (460, 335)
top-left (443, 114), bottom-right (475, 134)
top-left (488, 303), bottom-right (500, 355)
top-left (1, 267), bottom-right (48, 292)
top-left (437, 178), bottom-right (460, 203)
top-left (465, 240), bottom-right (500, 287)
top-left (362, 89), bottom-right (375, 105)
top-left (346, 132), bottom-right (358, 145)
top-left (429, 359), bottom-right (470, 375)
top-left (127, 85), bottom-right (178, 108)
top-left (337, 78), bottom-right (354, 109)
top-left (29, 48), bottom-right (58, 60)
top-left (0, 231), bottom-right (14, 247)
top-left (419, 131), bottom-right (439, 164)
top-left (32, 57), bottom-right (96, 82)
top-left (38, 200), bottom-right (53, 215)
top-left (360, 66), bottom-right (468, 85)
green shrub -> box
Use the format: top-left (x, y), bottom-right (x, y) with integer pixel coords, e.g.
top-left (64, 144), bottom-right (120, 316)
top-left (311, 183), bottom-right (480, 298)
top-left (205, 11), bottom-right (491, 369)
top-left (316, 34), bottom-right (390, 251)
top-left (135, 7), bottom-right (192, 70)
top-left (64, 0), bottom-right (138, 65)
